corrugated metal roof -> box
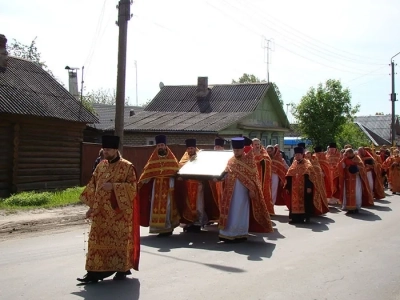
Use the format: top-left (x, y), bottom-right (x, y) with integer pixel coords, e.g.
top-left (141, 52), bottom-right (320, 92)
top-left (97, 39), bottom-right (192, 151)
top-left (354, 115), bottom-right (394, 142)
top-left (107, 111), bottom-right (251, 132)
top-left (354, 122), bottom-right (391, 146)
top-left (89, 103), bottom-right (143, 130)
top-left (0, 57), bottom-right (98, 123)
top-left (145, 83), bottom-right (270, 113)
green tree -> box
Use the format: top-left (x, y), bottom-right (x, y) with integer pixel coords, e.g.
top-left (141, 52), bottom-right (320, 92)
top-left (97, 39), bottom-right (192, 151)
top-left (336, 121), bottom-right (371, 149)
top-left (291, 79), bottom-right (359, 147)
top-left (84, 88), bottom-right (129, 106)
top-left (232, 73), bottom-right (261, 84)
top-left (232, 73), bottom-right (283, 105)
top-left (6, 37), bottom-right (54, 77)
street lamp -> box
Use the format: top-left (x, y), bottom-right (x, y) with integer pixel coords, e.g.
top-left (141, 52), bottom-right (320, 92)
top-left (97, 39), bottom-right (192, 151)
top-left (390, 52), bottom-right (400, 146)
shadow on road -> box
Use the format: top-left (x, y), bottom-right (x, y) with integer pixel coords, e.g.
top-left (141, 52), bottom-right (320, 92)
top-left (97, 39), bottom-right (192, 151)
top-left (271, 214), bottom-right (289, 224)
top-left (367, 205), bottom-right (392, 212)
top-left (72, 278), bottom-right (140, 300)
top-left (345, 209), bottom-right (382, 221)
top-left (264, 228), bottom-right (286, 241)
top-left (140, 228), bottom-right (276, 263)
top-left (291, 216), bottom-right (332, 233)
top-left (374, 199), bottom-right (391, 204)
top-left (328, 206), bottom-right (341, 214)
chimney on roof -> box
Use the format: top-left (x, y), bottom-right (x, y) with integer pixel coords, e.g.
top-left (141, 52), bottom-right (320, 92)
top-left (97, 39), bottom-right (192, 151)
top-left (0, 34), bottom-right (8, 73)
top-left (129, 109), bottom-right (135, 116)
top-left (196, 76), bottom-right (208, 99)
top-left (64, 66), bottom-right (80, 100)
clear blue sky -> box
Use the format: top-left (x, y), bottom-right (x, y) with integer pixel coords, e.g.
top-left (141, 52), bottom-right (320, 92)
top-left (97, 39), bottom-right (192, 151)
top-left (1, 0), bottom-right (399, 121)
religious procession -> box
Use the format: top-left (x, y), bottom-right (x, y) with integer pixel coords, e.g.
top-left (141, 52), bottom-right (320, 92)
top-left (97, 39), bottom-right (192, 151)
top-left (76, 134), bottom-right (400, 284)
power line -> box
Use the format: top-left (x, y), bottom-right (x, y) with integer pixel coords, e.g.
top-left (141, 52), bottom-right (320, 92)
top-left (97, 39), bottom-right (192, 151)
top-left (222, 0), bottom-right (386, 71)
top-left (84, 0), bottom-right (107, 67)
top-left (206, 1), bottom-right (386, 76)
top-left (344, 65), bottom-right (388, 84)
top-left (237, 0), bottom-right (385, 65)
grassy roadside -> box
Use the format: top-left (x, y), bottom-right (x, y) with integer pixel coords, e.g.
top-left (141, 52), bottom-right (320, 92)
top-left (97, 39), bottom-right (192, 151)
top-left (0, 187), bottom-right (85, 211)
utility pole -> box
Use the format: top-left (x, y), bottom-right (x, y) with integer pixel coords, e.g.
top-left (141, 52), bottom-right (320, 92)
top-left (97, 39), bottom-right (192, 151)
top-left (114, 0), bottom-right (132, 154)
top-left (390, 51), bottom-right (400, 146)
top-left (79, 66), bottom-right (84, 121)
top-left (135, 60), bottom-right (138, 106)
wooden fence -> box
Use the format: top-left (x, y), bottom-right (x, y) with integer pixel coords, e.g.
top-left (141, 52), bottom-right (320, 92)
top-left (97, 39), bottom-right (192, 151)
top-left (81, 143), bottom-right (215, 186)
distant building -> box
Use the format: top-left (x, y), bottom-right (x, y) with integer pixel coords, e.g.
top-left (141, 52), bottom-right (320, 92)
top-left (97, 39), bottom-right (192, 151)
top-left (84, 103), bottom-right (144, 143)
top-left (102, 77), bottom-right (291, 148)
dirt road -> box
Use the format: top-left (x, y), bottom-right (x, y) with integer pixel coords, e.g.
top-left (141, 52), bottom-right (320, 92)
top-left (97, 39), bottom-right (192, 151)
top-left (0, 205), bottom-right (87, 239)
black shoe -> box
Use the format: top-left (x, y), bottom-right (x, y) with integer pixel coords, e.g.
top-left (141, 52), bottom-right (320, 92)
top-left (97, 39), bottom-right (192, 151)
top-left (236, 237), bottom-right (248, 242)
top-left (77, 272), bottom-right (100, 283)
top-left (219, 237), bottom-right (247, 243)
top-left (289, 216), bottom-right (304, 224)
top-left (113, 270), bottom-right (131, 281)
top-left (157, 231), bottom-right (173, 237)
top-left (346, 210), bottom-right (356, 215)
top-left (113, 273), bottom-right (127, 281)
top-left (183, 225), bottom-right (201, 233)
top-left (219, 237), bottom-right (235, 243)
top-left (354, 209), bottom-right (359, 214)
top-left (393, 192), bottom-right (396, 195)
top-left (304, 217), bottom-right (310, 223)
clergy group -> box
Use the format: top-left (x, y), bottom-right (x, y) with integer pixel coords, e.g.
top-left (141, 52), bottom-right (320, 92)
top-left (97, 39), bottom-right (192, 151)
top-left (77, 134), bottom-right (399, 283)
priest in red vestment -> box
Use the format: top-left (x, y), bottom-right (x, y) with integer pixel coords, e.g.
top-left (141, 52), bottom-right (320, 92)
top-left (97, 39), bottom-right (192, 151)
top-left (78, 135), bottom-right (140, 283)
top-left (219, 137), bottom-right (273, 242)
top-left (266, 145), bottom-right (288, 207)
top-left (178, 139), bottom-right (209, 232)
top-left (314, 146), bottom-right (333, 205)
top-left (138, 135), bottom-right (180, 237)
top-left (252, 138), bottom-right (275, 215)
top-left (206, 138), bottom-right (225, 223)
top-left (382, 148), bottom-right (400, 194)
top-left (284, 146), bottom-right (326, 224)
top-left (359, 147), bottom-right (385, 200)
top-left (338, 148), bottom-right (374, 214)
top-left (326, 142), bottom-right (341, 204)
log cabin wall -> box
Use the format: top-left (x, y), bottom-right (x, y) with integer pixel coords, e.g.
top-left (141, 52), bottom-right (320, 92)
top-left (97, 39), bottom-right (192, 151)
top-left (0, 119), bottom-right (13, 197)
top-left (2, 115), bottom-right (86, 193)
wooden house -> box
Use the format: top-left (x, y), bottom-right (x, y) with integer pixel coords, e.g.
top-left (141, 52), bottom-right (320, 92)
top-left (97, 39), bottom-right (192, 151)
top-left (0, 52), bottom-right (98, 197)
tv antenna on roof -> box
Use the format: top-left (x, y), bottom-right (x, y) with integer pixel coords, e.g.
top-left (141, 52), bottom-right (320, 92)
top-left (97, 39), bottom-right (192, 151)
top-left (261, 36), bottom-right (275, 83)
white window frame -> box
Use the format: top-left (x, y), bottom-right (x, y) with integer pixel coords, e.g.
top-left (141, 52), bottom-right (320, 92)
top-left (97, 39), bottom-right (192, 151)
top-left (146, 137), bottom-right (155, 145)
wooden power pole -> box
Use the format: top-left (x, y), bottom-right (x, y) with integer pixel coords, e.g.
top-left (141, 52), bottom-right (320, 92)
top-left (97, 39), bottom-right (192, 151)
top-left (114, 0), bottom-right (131, 154)
top-left (391, 60), bottom-right (396, 146)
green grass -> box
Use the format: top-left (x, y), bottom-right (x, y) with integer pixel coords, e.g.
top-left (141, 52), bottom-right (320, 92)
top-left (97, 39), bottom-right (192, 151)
top-left (0, 187), bottom-right (85, 210)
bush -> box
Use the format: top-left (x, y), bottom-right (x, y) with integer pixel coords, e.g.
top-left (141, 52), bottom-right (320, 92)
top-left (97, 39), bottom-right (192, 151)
top-left (3, 192), bottom-right (52, 207)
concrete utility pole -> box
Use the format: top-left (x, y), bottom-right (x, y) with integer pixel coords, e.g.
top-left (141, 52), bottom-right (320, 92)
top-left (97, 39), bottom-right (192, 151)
top-left (390, 51), bottom-right (400, 146)
top-left (114, 0), bottom-right (132, 154)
